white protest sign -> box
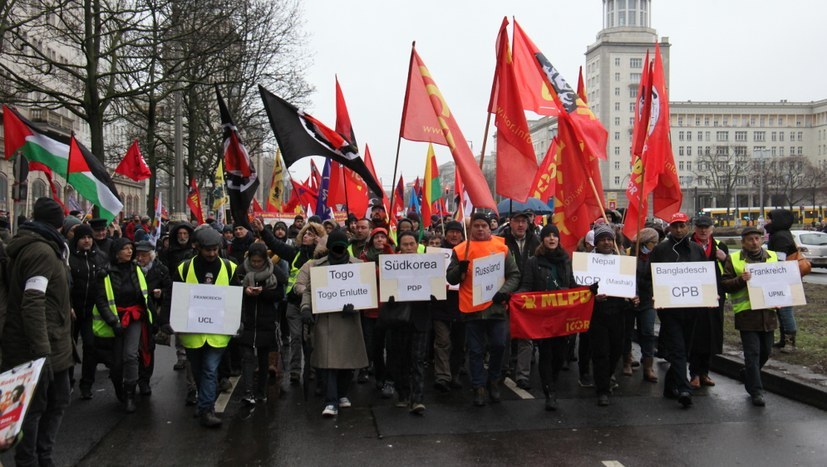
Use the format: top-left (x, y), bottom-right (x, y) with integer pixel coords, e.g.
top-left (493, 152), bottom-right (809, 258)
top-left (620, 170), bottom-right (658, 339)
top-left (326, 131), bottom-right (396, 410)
top-left (0, 358), bottom-right (45, 444)
top-left (572, 252), bottom-right (637, 298)
top-left (472, 252), bottom-right (505, 306)
top-left (427, 246), bottom-right (458, 291)
top-left (746, 260), bottom-right (806, 308)
top-left (310, 262), bottom-right (377, 313)
top-left (170, 282), bottom-right (243, 334)
top-left (379, 253), bottom-right (446, 302)
top-left (651, 261), bottom-right (718, 308)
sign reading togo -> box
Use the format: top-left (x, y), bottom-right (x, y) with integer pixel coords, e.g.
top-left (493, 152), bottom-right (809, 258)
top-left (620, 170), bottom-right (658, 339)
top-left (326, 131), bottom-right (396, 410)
top-left (310, 262), bottom-right (378, 313)
top-left (379, 253), bottom-right (447, 302)
top-left (650, 261), bottom-right (718, 308)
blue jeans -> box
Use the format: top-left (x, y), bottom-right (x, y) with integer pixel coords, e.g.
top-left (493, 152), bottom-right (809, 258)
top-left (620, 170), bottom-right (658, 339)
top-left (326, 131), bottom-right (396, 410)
top-left (636, 303), bottom-right (657, 358)
top-left (776, 307), bottom-right (797, 333)
top-left (740, 330), bottom-right (773, 397)
top-left (465, 319), bottom-right (508, 389)
top-left (186, 345), bottom-right (226, 415)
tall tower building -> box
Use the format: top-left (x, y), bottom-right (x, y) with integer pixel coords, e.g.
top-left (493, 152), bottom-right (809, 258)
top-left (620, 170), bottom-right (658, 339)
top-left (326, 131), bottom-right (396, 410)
top-left (585, 0), bottom-right (669, 196)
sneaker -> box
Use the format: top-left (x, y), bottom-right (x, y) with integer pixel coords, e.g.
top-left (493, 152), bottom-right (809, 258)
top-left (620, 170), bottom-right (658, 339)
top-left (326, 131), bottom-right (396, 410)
top-left (381, 382), bottom-right (395, 399)
top-left (515, 379), bottom-right (531, 390)
top-left (578, 374), bottom-right (594, 388)
top-left (322, 404), bottom-right (338, 417)
top-left (218, 378), bottom-right (233, 393)
top-left (338, 397), bottom-right (352, 408)
top-left (185, 389), bottom-right (197, 406)
top-left (678, 392), bottom-right (693, 408)
top-left (751, 394), bottom-right (766, 407)
top-left (199, 411), bottom-right (222, 428)
top-left (597, 394), bottom-right (610, 407)
top-left (394, 398), bottom-right (410, 408)
top-left (410, 403), bottom-right (426, 415)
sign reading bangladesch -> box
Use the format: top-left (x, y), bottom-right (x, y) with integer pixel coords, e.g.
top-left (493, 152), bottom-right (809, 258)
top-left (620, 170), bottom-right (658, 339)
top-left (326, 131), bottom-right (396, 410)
top-left (170, 282), bottom-right (243, 335)
top-left (572, 252), bottom-right (637, 298)
top-left (746, 260), bottom-right (807, 308)
top-left (472, 252), bottom-right (505, 306)
top-left (379, 253), bottom-right (446, 302)
top-left (310, 262), bottom-right (377, 313)
top-left (650, 261), bottom-right (718, 308)
top-left (426, 246), bottom-right (459, 291)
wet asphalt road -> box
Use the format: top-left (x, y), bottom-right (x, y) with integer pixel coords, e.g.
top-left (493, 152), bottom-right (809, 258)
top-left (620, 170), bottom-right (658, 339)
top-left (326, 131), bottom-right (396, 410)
top-left (4, 344), bottom-right (827, 466)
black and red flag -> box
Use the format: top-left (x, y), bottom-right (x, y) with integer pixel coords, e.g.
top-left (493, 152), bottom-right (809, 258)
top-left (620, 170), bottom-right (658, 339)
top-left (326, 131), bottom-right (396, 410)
top-left (258, 85), bottom-right (383, 198)
top-left (216, 86), bottom-right (259, 229)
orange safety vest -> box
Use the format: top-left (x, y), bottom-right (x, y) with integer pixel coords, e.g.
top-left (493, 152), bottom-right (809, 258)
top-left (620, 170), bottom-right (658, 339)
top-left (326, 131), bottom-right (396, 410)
top-left (452, 237), bottom-right (509, 313)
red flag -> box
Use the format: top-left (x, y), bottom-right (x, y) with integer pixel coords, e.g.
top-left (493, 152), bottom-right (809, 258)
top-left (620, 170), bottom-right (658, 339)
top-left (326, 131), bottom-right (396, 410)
top-left (391, 175), bottom-right (405, 221)
top-left (509, 287), bottom-right (594, 339)
top-left (528, 137), bottom-right (559, 204)
top-left (399, 45), bottom-right (496, 211)
top-left (623, 51), bottom-right (652, 240)
top-left (552, 118), bottom-right (605, 252)
top-left (335, 76), bottom-right (358, 149)
top-left (327, 160), bottom-right (347, 207)
top-left (489, 18), bottom-right (538, 203)
top-left (252, 198), bottom-right (264, 213)
top-left (421, 144), bottom-right (442, 228)
top-left (512, 21), bottom-right (559, 116)
top-left (217, 87), bottom-right (259, 230)
top-left (309, 159), bottom-right (321, 191)
top-left (28, 162), bottom-right (67, 214)
top-left (363, 144), bottom-right (387, 216)
top-left (576, 66), bottom-right (587, 104)
top-left (631, 50), bottom-right (651, 159)
top-left (285, 179), bottom-right (318, 213)
top-left (114, 139), bottom-right (151, 181)
top-left (648, 44), bottom-right (682, 219)
top-left (187, 177), bottom-right (204, 225)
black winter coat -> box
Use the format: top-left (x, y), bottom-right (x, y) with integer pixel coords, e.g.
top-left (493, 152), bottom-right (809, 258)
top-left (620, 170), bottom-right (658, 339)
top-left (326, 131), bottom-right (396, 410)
top-left (517, 251), bottom-right (575, 293)
top-left (237, 263), bottom-right (286, 348)
top-left (501, 226), bottom-right (541, 274)
top-left (69, 239), bottom-right (105, 320)
top-left (766, 209), bottom-right (797, 256)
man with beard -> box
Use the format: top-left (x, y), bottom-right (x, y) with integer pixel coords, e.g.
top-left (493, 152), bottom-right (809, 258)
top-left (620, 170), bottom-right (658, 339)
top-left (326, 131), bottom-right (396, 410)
top-left (348, 218), bottom-right (372, 258)
top-left (90, 218), bottom-right (114, 264)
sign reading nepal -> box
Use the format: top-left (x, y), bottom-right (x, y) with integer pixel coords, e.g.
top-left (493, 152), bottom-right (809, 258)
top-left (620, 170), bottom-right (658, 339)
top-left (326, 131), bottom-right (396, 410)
top-left (379, 253), bottom-right (446, 302)
top-left (509, 287), bottom-right (595, 339)
top-left (572, 252), bottom-right (637, 298)
top-left (170, 283), bottom-right (244, 335)
top-left (472, 253), bottom-right (505, 306)
top-left (746, 260), bottom-right (806, 308)
top-left (310, 262), bottom-right (377, 313)
top-left (650, 262), bottom-right (718, 308)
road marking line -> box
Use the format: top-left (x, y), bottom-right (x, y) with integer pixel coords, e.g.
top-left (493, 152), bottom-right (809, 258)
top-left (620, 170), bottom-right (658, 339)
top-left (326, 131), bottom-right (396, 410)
top-left (504, 377), bottom-right (534, 399)
top-left (214, 376), bottom-right (240, 414)
top-left (602, 461), bottom-right (625, 467)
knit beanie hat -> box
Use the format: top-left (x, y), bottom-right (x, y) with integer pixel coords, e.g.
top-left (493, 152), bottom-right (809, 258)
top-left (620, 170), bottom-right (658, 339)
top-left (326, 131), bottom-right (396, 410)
top-left (74, 224), bottom-right (94, 239)
top-left (539, 224), bottom-right (560, 239)
top-left (326, 228), bottom-right (350, 249)
top-left (33, 197), bottom-right (65, 229)
top-left (593, 224), bottom-right (615, 241)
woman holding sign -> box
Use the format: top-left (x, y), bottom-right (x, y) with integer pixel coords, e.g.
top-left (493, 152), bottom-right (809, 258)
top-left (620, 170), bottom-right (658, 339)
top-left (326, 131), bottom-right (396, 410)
top-left (517, 224), bottom-right (576, 411)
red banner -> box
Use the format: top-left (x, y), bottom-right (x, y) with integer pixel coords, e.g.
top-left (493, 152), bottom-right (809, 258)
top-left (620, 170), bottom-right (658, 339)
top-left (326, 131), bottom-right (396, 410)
top-left (508, 287), bottom-right (594, 339)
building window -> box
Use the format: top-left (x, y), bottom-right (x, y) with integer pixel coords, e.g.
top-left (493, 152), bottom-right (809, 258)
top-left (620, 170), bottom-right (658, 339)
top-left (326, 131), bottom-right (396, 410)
top-left (735, 131), bottom-right (747, 142)
top-left (614, 132), bottom-right (620, 141)
top-left (614, 176), bottom-right (621, 185)
top-left (687, 147), bottom-right (692, 156)
top-left (630, 73), bottom-right (641, 84)
top-left (695, 117), bottom-right (701, 126)
top-left (679, 161), bottom-right (685, 170)
top-left (754, 131), bottom-right (765, 142)
top-left (734, 146), bottom-right (747, 157)
top-left (704, 117), bottom-right (710, 126)
top-left (629, 102), bottom-right (635, 112)
top-left (779, 147), bottom-right (784, 157)
top-left (679, 146), bottom-right (684, 156)
top-left (678, 131), bottom-right (684, 141)
top-left (614, 146), bottom-right (620, 155)
top-left (31, 179), bottom-right (47, 200)
top-left (629, 88), bottom-right (637, 98)
top-left (629, 117), bottom-right (634, 125)
top-left (798, 146), bottom-right (803, 155)
top-left (0, 174), bottom-right (7, 210)
top-left (686, 132), bottom-right (692, 141)
top-left (630, 57), bottom-right (642, 69)
top-left (697, 131), bottom-right (703, 141)
top-left (716, 131), bottom-right (729, 142)
top-left (615, 72), bottom-right (620, 81)
top-left (614, 102), bottom-right (620, 111)
top-left (798, 131), bottom-right (803, 141)
top-left (615, 57), bottom-right (621, 66)
top-left (614, 117), bottom-right (621, 126)
top-left (615, 87), bottom-right (620, 96)
top-left (613, 161), bottom-right (620, 170)
top-left (779, 132), bottom-right (784, 141)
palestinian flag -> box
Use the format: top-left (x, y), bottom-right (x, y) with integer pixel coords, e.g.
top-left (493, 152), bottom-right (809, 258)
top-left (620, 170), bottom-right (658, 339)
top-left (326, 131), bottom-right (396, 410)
top-left (3, 105), bottom-right (122, 221)
top-left (67, 136), bottom-right (123, 222)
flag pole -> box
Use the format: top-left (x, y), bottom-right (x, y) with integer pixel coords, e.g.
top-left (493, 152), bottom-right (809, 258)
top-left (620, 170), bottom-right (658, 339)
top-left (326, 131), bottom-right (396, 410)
top-left (633, 161), bottom-right (647, 256)
top-left (342, 165), bottom-right (351, 218)
top-left (477, 115), bottom-right (492, 170)
top-left (390, 41), bottom-right (417, 227)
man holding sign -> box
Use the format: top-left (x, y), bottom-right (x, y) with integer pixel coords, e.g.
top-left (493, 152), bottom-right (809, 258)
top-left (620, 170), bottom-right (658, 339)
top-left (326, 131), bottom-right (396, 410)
top-left (721, 226), bottom-right (780, 407)
top-left (170, 228), bottom-right (242, 428)
top-left (447, 213), bottom-right (520, 407)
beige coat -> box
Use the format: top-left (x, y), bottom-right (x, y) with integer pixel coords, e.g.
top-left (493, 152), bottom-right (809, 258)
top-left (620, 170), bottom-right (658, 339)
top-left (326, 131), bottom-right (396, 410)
top-left (298, 250), bottom-right (368, 370)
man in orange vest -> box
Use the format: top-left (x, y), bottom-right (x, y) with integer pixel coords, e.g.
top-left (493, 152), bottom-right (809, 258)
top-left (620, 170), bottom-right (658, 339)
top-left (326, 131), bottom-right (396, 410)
top-left (447, 213), bottom-right (521, 407)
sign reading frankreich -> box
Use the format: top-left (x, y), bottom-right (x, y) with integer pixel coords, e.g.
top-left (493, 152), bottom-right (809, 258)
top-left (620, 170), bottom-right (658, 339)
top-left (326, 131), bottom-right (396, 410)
top-left (472, 253), bottom-right (505, 306)
top-left (310, 262), bottom-right (377, 313)
top-left (379, 253), bottom-right (446, 302)
top-left (746, 260), bottom-right (806, 308)
top-left (170, 282), bottom-right (243, 335)
top-left (572, 252), bottom-right (637, 298)
top-left (651, 261), bottom-right (718, 308)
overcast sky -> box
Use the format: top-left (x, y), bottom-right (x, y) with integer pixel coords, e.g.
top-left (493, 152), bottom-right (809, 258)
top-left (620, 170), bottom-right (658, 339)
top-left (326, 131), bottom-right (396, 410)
top-left (290, 0), bottom-right (826, 188)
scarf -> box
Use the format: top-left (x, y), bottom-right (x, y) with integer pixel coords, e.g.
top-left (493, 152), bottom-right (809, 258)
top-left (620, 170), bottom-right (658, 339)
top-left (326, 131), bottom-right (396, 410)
top-left (242, 256), bottom-right (279, 290)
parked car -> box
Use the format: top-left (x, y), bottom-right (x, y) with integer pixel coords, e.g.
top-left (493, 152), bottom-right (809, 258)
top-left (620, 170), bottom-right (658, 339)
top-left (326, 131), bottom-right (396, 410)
top-left (790, 230), bottom-right (827, 267)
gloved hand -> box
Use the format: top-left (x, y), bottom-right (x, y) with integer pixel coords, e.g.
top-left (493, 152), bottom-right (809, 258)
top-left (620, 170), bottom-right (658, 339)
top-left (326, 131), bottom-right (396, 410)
top-left (386, 296), bottom-right (396, 305)
top-left (589, 281), bottom-right (600, 294)
top-left (430, 294), bottom-right (439, 303)
top-left (160, 323), bottom-right (175, 335)
top-left (341, 304), bottom-right (357, 315)
top-left (112, 323), bottom-right (124, 338)
top-left (300, 306), bottom-right (314, 324)
top-left (458, 260), bottom-right (470, 271)
top-left (492, 292), bottom-right (510, 304)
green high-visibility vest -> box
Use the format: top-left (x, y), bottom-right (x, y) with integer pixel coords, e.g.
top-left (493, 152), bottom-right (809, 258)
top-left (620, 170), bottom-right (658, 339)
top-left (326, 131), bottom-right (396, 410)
top-left (91, 266), bottom-right (150, 338)
top-left (286, 252), bottom-right (302, 294)
top-left (176, 258), bottom-right (237, 349)
top-left (727, 249), bottom-right (778, 314)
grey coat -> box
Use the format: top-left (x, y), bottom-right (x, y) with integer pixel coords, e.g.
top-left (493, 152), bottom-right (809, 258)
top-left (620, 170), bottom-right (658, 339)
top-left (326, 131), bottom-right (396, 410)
top-left (299, 253), bottom-right (369, 370)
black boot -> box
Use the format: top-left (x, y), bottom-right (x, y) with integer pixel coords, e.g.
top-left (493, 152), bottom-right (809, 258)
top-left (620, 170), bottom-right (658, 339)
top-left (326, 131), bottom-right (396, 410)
top-left (773, 331), bottom-right (786, 349)
top-left (781, 332), bottom-right (797, 354)
top-left (543, 385), bottom-right (558, 411)
top-left (113, 380), bottom-right (125, 403)
top-left (124, 383), bottom-right (137, 414)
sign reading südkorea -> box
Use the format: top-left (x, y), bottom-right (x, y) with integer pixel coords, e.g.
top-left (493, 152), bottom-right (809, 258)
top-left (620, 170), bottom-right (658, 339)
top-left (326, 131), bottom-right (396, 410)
top-left (379, 253), bottom-right (446, 302)
top-left (746, 260), bottom-right (806, 308)
top-left (509, 287), bottom-right (595, 339)
top-left (472, 253), bottom-right (505, 306)
top-left (572, 252), bottom-right (637, 298)
top-left (651, 261), bottom-right (718, 308)
top-left (170, 283), bottom-right (243, 334)
top-left (310, 262), bottom-right (377, 313)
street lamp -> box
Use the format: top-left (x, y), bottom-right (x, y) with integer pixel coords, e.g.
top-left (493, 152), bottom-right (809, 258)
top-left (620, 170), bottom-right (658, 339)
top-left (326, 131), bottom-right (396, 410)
top-left (754, 148), bottom-right (771, 220)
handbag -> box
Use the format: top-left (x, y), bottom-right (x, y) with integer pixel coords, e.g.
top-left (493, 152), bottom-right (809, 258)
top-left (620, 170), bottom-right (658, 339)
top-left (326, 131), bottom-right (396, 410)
top-left (786, 250), bottom-right (812, 277)
top-left (378, 301), bottom-right (411, 328)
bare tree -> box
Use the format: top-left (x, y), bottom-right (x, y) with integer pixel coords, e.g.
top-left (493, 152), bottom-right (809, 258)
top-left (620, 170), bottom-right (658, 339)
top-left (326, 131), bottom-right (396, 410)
top-left (693, 144), bottom-right (748, 219)
top-left (766, 156), bottom-right (810, 211)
